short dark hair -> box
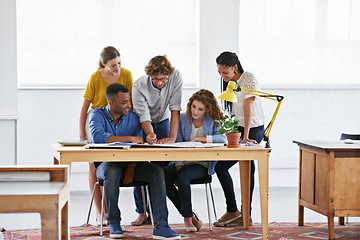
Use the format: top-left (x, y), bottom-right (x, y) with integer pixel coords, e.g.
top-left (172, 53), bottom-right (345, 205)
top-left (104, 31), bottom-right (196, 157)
top-left (106, 83), bottom-right (129, 102)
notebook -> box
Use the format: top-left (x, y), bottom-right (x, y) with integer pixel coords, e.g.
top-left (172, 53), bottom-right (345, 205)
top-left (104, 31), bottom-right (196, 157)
top-left (58, 140), bottom-right (88, 146)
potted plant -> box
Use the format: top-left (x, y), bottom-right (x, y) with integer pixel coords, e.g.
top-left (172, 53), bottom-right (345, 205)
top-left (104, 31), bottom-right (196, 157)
top-left (215, 114), bottom-right (241, 148)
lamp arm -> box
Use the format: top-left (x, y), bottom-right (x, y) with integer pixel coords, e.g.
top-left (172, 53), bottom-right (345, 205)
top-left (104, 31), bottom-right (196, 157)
top-left (232, 81), bottom-right (284, 148)
top-left (234, 85), bottom-right (283, 102)
top-left (263, 99), bottom-right (283, 148)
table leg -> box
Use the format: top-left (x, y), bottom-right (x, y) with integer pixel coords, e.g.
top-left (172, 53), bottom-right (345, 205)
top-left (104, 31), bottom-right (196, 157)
top-left (54, 156), bottom-right (59, 165)
top-left (40, 209), bottom-right (60, 240)
top-left (54, 156), bottom-right (72, 173)
top-left (338, 217), bottom-right (344, 225)
top-left (239, 160), bottom-right (251, 229)
top-left (258, 158), bottom-right (269, 240)
top-left (298, 205), bottom-right (304, 226)
top-left (61, 201), bottom-right (69, 240)
top-left (298, 148), bottom-right (304, 226)
top-left (328, 214), bottom-right (335, 240)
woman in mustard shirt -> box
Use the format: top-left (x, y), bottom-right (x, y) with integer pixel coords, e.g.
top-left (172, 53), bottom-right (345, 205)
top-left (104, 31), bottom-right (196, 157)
top-left (79, 46), bottom-right (133, 225)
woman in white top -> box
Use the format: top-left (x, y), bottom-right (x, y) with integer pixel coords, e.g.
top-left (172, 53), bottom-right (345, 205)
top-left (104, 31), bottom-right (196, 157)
top-left (214, 51), bottom-right (265, 227)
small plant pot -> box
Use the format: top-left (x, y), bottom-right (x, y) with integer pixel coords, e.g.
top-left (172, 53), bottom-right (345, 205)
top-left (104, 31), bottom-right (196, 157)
top-left (226, 132), bottom-right (241, 148)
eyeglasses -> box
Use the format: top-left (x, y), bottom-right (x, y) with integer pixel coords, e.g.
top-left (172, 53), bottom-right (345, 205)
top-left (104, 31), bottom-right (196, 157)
top-left (152, 76), bottom-right (168, 82)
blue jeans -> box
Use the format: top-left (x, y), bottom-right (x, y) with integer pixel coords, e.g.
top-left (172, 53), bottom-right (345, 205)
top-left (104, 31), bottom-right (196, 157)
top-left (215, 125), bottom-right (264, 214)
top-left (164, 163), bottom-right (208, 218)
top-left (96, 162), bottom-right (169, 225)
top-left (134, 119), bottom-right (170, 214)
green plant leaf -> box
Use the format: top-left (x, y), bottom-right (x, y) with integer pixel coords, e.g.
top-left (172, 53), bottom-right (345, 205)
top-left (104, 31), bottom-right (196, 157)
top-left (217, 114), bottom-right (240, 134)
top-left (218, 128), bottom-right (226, 134)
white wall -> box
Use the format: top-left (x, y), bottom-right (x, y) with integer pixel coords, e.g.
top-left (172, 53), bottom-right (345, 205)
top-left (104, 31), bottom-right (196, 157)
top-left (0, 0), bottom-right (17, 117)
top-left (5, 0), bottom-right (360, 189)
top-left (0, 0), bottom-right (18, 165)
top-left (17, 86), bottom-right (360, 187)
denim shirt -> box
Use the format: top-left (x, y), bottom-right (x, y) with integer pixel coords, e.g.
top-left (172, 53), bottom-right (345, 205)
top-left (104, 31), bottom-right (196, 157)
top-left (89, 106), bottom-right (143, 167)
top-left (173, 113), bottom-right (227, 175)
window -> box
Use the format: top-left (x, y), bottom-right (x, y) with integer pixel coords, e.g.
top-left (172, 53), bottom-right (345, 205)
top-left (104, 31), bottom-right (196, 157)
top-left (239, 0), bottom-right (360, 85)
top-left (17, 0), bottom-right (198, 88)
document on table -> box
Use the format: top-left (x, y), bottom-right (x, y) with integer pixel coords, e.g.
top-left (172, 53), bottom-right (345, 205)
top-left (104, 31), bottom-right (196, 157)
top-left (85, 142), bottom-right (225, 149)
top-left (84, 142), bottom-right (131, 149)
top-left (139, 142), bottom-right (225, 148)
top-left (130, 142), bottom-right (225, 148)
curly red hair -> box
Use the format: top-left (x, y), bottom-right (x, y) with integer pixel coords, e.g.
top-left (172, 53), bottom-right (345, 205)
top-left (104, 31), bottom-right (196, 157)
top-left (185, 89), bottom-right (223, 126)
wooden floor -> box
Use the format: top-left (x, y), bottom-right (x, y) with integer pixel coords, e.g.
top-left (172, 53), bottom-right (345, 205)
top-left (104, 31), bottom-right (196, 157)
top-left (1, 186), bottom-right (359, 231)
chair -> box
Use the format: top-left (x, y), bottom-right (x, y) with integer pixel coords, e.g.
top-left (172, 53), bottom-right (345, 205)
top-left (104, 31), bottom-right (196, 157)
top-left (339, 133), bottom-right (360, 225)
top-left (190, 175), bottom-right (217, 231)
top-left (87, 179), bottom-right (153, 236)
top-left (340, 133), bottom-right (360, 141)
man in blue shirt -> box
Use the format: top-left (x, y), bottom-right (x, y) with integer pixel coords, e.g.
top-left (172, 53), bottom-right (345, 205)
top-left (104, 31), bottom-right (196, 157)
top-left (89, 83), bottom-right (180, 239)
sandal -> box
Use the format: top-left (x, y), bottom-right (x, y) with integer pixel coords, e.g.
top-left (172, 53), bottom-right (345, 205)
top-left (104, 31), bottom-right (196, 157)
top-left (192, 212), bottom-right (203, 231)
top-left (96, 218), bottom-right (108, 226)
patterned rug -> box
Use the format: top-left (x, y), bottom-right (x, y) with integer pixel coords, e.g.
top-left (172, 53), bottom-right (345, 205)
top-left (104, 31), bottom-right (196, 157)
top-left (1, 222), bottom-right (360, 239)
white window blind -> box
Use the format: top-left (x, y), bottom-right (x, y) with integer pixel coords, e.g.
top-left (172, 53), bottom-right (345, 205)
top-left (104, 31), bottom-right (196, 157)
top-left (16, 0), bottom-right (198, 88)
top-left (239, 0), bottom-right (360, 85)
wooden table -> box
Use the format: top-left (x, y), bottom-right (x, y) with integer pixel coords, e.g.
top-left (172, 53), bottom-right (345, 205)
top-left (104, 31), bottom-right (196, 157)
top-left (0, 165), bottom-right (70, 240)
top-left (52, 144), bottom-right (271, 239)
top-left (293, 140), bottom-right (360, 240)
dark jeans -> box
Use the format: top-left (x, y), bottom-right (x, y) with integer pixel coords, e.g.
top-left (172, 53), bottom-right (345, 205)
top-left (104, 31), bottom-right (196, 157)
top-left (215, 125), bottom-right (264, 214)
top-left (96, 162), bottom-right (168, 225)
top-left (134, 119), bottom-right (170, 214)
top-left (164, 163), bottom-right (208, 218)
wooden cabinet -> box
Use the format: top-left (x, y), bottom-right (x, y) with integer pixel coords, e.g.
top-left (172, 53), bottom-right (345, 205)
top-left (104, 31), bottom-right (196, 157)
top-left (294, 140), bottom-right (360, 240)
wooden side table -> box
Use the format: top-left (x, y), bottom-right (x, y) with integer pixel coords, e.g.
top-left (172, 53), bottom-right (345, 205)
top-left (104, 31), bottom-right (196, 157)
top-left (293, 140), bottom-right (360, 240)
top-left (0, 165), bottom-right (70, 240)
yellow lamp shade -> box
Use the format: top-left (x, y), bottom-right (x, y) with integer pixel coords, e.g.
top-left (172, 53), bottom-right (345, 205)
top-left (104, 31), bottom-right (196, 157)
top-left (218, 81), bottom-right (238, 103)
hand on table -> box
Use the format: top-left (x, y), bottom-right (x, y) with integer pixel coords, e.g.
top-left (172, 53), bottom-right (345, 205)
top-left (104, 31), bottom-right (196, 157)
top-left (129, 136), bottom-right (144, 144)
top-left (244, 138), bottom-right (257, 144)
top-left (156, 137), bottom-right (176, 144)
top-left (146, 133), bottom-right (157, 145)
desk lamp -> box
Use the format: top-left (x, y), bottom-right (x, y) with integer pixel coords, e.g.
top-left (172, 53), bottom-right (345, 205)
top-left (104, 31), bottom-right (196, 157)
top-left (219, 80), bottom-right (284, 148)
